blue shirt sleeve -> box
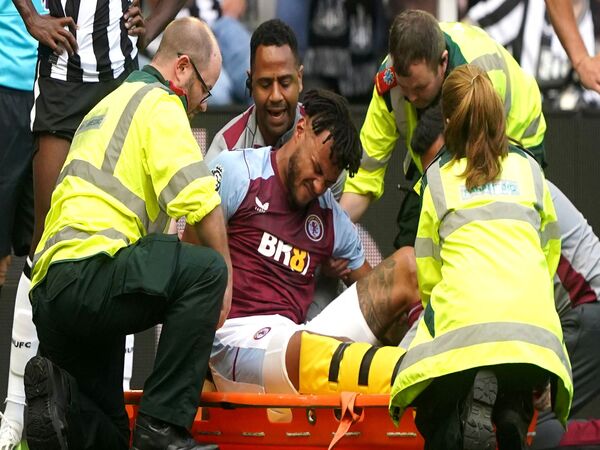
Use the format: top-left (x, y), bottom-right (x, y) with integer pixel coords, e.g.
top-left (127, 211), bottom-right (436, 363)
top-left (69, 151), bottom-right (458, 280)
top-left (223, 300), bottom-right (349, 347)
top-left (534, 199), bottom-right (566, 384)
top-left (320, 192), bottom-right (366, 270)
top-left (208, 149), bottom-right (251, 221)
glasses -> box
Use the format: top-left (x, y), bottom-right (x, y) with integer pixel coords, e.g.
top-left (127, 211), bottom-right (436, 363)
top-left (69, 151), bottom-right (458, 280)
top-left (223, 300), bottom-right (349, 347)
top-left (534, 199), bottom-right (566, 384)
top-left (177, 53), bottom-right (212, 104)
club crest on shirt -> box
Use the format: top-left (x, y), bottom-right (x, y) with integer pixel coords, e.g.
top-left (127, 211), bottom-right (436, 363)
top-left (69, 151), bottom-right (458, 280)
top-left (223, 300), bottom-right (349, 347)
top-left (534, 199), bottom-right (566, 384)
top-left (305, 214), bottom-right (324, 242)
top-left (254, 327), bottom-right (271, 340)
top-left (211, 164), bottom-right (223, 191)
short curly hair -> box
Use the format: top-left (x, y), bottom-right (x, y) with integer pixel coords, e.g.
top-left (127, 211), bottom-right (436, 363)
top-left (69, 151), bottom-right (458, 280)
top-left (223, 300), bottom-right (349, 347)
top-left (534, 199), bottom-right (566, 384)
top-left (250, 19), bottom-right (299, 69)
top-left (302, 89), bottom-right (361, 177)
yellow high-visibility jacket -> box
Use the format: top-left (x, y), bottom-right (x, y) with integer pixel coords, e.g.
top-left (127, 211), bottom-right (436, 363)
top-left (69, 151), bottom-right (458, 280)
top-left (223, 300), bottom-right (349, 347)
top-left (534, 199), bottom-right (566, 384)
top-left (32, 66), bottom-right (220, 288)
top-left (344, 22), bottom-right (546, 201)
top-left (389, 147), bottom-right (572, 425)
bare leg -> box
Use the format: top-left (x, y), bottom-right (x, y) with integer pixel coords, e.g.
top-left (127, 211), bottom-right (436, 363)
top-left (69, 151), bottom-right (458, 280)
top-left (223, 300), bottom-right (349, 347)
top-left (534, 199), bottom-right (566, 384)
top-left (30, 134), bottom-right (71, 259)
top-left (356, 247), bottom-right (419, 343)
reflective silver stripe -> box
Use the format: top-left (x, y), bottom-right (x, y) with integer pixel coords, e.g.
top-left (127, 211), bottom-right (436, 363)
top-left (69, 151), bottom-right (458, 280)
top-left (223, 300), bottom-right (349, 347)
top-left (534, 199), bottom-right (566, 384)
top-left (158, 161), bottom-right (211, 208)
top-left (398, 317), bottom-right (421, 351)
top-left (360, 148), bottom-right (392, 171)
top-left (527, 155), bottom-right (544, 209)
top-left (147, 211), bottom-right (170, 235)
top-left (553, 276), bottom-right (572, 317)
top-left (415, 237), bottom-right (440, 261)
top-left (387, 52), bottom-right (412, 176)
top-left (399, 321), bottom-right (571, 378)
top-left (541, 219), bottom-right (560, 248)
top-left (102, 83), bottom-right (168, 173)
top-left (471, 52), bottom-right (511, 115)
top-left (439, 202), bottom-right (541, 241)
top-left (57, 159), bottom-right (150, 231)
top-left (522, 113), bottom-right (542, 139)
top-left (33, 226), bottom-right (130, 265)
top-left (425, 159), bottom-right (448, 221)
top-left (402, 150), bottom-right (413, 175)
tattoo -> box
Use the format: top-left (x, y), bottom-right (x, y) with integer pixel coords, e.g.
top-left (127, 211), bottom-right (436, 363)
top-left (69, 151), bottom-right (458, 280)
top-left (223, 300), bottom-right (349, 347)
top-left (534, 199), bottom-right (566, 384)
top-left (356, 258), bottom-right (399, 341)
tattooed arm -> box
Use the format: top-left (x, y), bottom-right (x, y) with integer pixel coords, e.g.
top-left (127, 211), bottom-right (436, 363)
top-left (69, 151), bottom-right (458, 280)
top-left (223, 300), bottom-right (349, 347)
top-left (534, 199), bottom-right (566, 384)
top-left (356, 247), bottom-right (420, 344)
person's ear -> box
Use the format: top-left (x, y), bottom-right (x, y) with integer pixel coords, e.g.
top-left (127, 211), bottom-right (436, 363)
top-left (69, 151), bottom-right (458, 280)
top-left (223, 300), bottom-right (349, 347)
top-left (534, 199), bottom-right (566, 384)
top-left (175, 54), bottom-right (191, 85)
top-left (440, 50), bottom-right (448, 71)
top-left (295, 116), bottom-right (306, 139)
top-left (297, 64), bottom-right (304, 93)
top-left (245, 70), bottom-right (252, 94)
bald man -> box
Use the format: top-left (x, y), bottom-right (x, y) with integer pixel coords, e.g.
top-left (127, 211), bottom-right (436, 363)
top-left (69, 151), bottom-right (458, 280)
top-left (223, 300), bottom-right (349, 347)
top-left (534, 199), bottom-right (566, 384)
top-left (23, 18), bottom-right (229, 450)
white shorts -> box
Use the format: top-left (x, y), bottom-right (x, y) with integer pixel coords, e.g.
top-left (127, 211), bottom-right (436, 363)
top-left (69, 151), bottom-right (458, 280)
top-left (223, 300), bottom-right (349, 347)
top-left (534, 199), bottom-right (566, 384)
top-left (209, 283), bottom-right (377, 393)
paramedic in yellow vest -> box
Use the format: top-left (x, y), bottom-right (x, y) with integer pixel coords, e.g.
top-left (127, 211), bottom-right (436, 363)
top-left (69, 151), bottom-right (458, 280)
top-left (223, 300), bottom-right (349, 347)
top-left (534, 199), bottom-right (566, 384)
top-left (24, 18), bottom-right (231, 450)
top-left (389, 64), bottom-right (572, 450)
top-left (340, 9), bottom-right (547, 249)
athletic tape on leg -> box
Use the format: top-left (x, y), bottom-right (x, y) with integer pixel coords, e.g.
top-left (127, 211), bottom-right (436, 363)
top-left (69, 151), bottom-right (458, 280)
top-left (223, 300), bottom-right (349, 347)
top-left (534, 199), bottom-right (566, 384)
top-left (299, 332), bottom-right (405, 395)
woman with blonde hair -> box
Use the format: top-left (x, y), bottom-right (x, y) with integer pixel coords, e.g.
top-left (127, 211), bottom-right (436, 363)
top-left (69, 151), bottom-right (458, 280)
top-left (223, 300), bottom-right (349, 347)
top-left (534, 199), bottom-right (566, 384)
top-left (389, 64), bottom-right (573, 450)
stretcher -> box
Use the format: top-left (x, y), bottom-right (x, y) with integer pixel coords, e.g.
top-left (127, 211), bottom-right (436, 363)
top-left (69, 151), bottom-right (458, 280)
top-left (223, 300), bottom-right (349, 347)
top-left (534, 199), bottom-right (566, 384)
top-left (124, 390), bottom-right (539, 449)
top-left (124, 390), bottom-right (424, 449)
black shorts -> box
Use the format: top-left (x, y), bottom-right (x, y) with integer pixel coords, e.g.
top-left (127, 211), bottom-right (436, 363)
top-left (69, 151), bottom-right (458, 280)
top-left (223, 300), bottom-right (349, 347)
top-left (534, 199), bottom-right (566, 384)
top-left (0, 85), bottom-right (34, 257)
top-left (32, 69), bottom-right (132, 142)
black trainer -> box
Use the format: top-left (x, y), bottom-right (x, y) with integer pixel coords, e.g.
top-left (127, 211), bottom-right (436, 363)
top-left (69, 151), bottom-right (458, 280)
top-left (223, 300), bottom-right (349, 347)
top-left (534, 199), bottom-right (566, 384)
top-left (460, 369), bottom-right (498, 450)
top-left (24, 356), bottom-right (72, 450)
top-left (131, 412), bottom-right (219, 450)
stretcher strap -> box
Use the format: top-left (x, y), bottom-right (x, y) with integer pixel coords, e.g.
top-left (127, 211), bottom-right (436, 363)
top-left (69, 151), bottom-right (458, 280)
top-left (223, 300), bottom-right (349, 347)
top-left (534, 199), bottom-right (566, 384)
top-left (328, 391), bottom-right (365, 450)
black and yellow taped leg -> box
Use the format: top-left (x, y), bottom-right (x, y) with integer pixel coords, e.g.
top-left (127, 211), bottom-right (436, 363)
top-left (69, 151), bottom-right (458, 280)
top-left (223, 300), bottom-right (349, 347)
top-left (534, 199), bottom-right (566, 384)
top-left (298, 332), bottom-right (406, 395)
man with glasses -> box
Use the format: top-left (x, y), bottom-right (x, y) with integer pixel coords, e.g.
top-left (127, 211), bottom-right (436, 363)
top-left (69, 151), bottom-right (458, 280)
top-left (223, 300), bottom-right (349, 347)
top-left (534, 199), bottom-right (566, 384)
top-left (177, 52), bottom-right (213, 108)
top-left (22, 17), bottom-right (230, 450)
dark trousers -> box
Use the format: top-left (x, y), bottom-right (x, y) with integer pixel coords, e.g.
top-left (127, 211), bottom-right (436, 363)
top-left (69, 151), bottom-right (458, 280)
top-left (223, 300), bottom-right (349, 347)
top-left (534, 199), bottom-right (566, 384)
top-left (30, 234), bottom-right (227, 450)
top-left (0, 86), bottom-right (34, 257)
top-left (413, 364), bottom-right (546, 450)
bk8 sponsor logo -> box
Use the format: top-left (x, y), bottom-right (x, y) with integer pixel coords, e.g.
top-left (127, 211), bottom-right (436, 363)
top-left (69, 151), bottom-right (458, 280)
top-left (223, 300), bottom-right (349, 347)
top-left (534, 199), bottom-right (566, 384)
top-left (258, 232), bottom-right (310, 275)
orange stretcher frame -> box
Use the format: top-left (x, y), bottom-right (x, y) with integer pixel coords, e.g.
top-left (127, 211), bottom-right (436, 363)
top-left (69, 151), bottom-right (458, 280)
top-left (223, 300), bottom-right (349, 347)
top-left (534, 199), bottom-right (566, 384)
top-left (124, 390), bottom-right (424, 449)
top-left (124, 391), bottom-right (537, 449)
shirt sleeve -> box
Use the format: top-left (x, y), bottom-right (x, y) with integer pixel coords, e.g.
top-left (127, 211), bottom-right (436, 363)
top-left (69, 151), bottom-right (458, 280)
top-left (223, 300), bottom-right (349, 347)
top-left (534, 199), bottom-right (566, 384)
top-left (144, 92), bottom-right (221, 225)
top-left (208, 149), bottom-right (252, 221)
top-left (328, 193), bottom-right (366, 270)
top-left (343, 86), bottom-right (399, 200)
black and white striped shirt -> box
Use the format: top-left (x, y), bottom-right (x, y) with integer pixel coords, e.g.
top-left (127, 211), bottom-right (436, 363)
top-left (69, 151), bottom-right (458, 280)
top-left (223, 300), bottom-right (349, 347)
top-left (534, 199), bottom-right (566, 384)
top-left (465, 0), bottom-right (595, 85)
top-left (39, 0), bottom-right (138, 82)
